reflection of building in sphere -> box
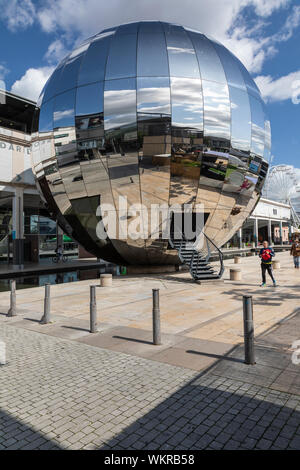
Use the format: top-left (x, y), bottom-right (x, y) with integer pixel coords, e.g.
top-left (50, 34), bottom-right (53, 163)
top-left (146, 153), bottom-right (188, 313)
top-left (32, 21), bottom-right (271, 268)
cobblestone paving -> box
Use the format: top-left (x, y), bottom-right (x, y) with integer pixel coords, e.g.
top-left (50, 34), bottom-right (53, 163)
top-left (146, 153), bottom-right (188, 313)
top-left (0, 323), bottom-right (300, 450)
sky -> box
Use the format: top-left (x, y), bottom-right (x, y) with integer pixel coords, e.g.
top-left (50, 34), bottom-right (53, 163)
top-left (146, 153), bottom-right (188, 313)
top-left (0, 0), bottom-right (299, 169)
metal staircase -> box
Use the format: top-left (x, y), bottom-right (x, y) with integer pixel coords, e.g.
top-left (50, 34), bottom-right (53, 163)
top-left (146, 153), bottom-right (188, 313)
top-left (170, 233), bottom-right (224, 281)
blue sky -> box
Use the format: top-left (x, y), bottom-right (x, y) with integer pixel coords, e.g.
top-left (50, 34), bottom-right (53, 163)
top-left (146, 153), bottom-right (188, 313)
top-left (0, 0), bottom-right (299, 168)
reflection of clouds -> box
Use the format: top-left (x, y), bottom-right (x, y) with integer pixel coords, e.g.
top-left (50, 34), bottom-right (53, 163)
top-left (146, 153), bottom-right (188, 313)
top-left (105, 113), bottom-right (136, 130)
top-left (104, 88), bottom-right (136, 130)
top-left (171, 77), bottom-right (203, 129)
top-left (251, 122), bottom-right (265, 156)
top-left (104, 89), bottom-right (135, 115)
top-left (264, 120), bottom-right (271, 149)
top-left (229, 86), bottom-right (251, 152)
top-left (172, 120), bottom-right (203, 129)
top-left (54, 109), bottom-right (74, 125)
top-left (138, 104), bottom-right (171, 114)
top-left (231, 136), bottom-right (251, 152)
top-left (202, 80), bottom-right (230, 139)
top-left (137, 86), bottom-right (171, 114)
top-left (167, 46), bottom-right (195, 55)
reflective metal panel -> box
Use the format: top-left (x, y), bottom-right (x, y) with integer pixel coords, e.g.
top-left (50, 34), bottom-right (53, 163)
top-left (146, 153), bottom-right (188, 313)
top-left (53, 89), bottom-right (76, 129)
top-left (249, 95), bottom-right (265, 157)
top-left (137, 77), bottom-right (171, 260)
top-left (229, 86), bottom-right (251, 152)
top-left (55, 44), bottom-right (89, 96)
top-left (137, 32), bottom-right (169, 77)
top-left (188, 32), bottom-right (227, 84)
top-left (196, 153), bottom-right (228, 240)
top-left (202, 80), bottom-right (231, 145)
top-left (76, 82), bottom-right (104, 116)
top-left (78, 35), bottom-right (112, 86)
top-left (170, 77), bottom-right (203, 134)
top-left (139, 21), bottom-right (163, 33)
top-left (237, 60), bottom-right (261, 100)
top-left (264, 118), bottom-right (271, 161)
top-left (104, 78), bottom-right (137, 135)
top-left (137, 77), bottom-right (171, 116)
top-left (104, 77), bottom-right (148, 262)
top-left (105, 33), bottom-right (137, 80)
top-left (39, 100), bottom-right (54, 133)
top-left (164, 24), bottom-right (199, 78)
top-left (212, 42), bottom-right (246, 91)
top-left (41, 66), bottom-right (64, 105)
top-left (117, 22), bottom-right (139, 34)
top-left (169, 77), bottom-right (203, 212)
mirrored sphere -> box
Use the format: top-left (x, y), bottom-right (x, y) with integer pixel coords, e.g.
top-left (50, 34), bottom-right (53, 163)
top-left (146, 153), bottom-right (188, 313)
top-left (32, 21), bottom-right (270, 266)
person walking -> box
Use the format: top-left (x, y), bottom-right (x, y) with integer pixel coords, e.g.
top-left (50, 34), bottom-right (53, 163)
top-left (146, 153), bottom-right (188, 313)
top-left (290, 237), bottom-right (300, 268)
top-left (259, 240), bottom-right (276, 287)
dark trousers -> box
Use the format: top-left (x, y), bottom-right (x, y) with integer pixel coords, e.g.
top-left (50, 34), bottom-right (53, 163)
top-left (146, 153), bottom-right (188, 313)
top-left (261, 263), bottom-right (275, 283)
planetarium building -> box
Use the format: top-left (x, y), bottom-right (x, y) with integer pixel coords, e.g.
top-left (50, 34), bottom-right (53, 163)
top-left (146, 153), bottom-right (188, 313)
top-left (31, 21), bottom-right (270, 279)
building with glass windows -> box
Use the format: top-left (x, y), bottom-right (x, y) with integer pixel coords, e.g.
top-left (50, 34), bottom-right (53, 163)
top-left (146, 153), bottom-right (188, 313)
top-left (32, 21), bottom-right (271, 279)
top-left (0, 89), bottom-right (75, 266)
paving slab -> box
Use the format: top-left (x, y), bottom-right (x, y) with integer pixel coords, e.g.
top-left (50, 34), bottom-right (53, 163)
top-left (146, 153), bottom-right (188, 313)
top-left (0, 251), bottom-right (299, 371)
top-left (1, 322), bottom-right (300, 450)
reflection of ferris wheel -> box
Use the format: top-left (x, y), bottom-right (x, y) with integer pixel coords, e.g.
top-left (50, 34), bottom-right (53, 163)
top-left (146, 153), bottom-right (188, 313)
top-left (263, 165), bottom-right (299, 202)
top-left (263, 164), bottom-right (300, 225)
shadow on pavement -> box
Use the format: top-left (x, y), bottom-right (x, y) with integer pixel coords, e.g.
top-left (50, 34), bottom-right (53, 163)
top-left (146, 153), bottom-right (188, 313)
top-left (112, 335), bottom-right (153, 346)
top-left (0, 408), bottom-right (64, 450)
top-left (186, 350), bottom-right (244, 364)
top-left (96, 366), bottom-right (300, 450)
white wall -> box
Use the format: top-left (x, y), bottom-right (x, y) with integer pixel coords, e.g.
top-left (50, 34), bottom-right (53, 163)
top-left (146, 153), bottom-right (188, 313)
top-left (252, 198), bottom-right (290, 220)
top-left (0, 126), bottom-right (35, 185)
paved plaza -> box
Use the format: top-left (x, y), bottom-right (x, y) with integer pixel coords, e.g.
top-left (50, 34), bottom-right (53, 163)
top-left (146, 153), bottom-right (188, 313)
top-left (0, 251), bottom-right (300, 450)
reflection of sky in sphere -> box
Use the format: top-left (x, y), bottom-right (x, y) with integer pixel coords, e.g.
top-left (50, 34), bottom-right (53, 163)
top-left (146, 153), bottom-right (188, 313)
top-left (38, 20), bottom-right (269, 159)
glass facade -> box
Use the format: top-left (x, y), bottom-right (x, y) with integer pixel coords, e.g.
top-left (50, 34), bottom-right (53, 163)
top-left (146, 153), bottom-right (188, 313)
top-left (34, 21), bottom-right (270, 265)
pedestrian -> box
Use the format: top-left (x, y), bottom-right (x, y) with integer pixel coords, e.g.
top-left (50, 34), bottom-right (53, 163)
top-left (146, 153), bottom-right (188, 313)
top-left (290, 237), bottom-right (300, 268)
top-left (259, 240), bottom-right (276, 287)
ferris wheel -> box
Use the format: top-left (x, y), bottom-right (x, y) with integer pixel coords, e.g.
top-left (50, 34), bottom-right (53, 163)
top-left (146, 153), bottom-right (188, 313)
top-left (263, 165), bottom-right (298, 202)
top-left (263, 164), bottom-right (300, 226)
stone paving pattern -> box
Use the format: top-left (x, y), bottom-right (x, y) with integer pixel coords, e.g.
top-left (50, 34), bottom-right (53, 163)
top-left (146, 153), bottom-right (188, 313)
top-left (0, 251), bottom-right (299, 374)
top-left (1, 322), bottom-right (300, 450)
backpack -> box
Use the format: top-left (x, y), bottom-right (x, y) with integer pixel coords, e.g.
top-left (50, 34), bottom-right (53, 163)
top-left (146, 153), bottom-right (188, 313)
top-left (261, 248), bottom-right (272, 262)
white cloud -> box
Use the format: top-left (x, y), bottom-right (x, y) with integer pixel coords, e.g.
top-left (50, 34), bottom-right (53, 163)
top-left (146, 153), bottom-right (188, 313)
top-left (0, 0), bottom-right (35, 31)
top-left (255, 70), bottom-right (300, 102)
top-left (224, 3), bottom-right (300, 72)
top-left (5, 0), bottom-right (299, 101)
top-left (250, 0), bottom-right (290, 16)
top-left (33, 0), bottom-right (296, 74)
top-left (44, 39), bottom-right (69, 64)
top-left (272, 5), bottom-right (300, 41)
top-left (10, 66), bottom-right (54, 101)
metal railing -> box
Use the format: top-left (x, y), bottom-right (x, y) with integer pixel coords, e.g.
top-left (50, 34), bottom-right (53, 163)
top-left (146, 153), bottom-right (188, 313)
top-left (169, 229), bottom-right (224, 280)
top-left (190, 233), bottom-right (224, 279)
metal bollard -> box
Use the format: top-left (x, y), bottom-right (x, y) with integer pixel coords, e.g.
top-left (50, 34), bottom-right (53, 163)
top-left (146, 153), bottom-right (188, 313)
top-left (90, 285), bottom-right (98, 333)
top-left (40, 284), bottom-right (51, 324)
top-left (152, 288), bottom-right (161, 345)
top-left (7, 280), bottom-right (16, 317)
top-left (243, 295), bottom-right (255, 365)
